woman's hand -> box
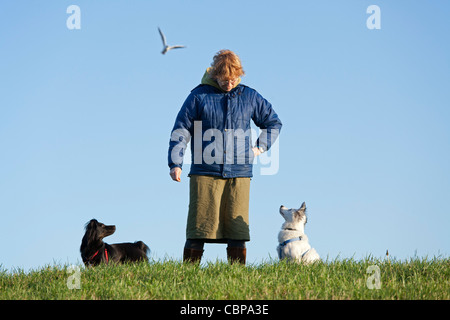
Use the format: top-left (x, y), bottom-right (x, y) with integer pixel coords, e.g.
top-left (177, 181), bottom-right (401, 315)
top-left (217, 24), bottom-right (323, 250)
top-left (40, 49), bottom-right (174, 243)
top-left (252, 147), bottom-right (262, 157)
top-left (170, 167), bottom-right (182, 182)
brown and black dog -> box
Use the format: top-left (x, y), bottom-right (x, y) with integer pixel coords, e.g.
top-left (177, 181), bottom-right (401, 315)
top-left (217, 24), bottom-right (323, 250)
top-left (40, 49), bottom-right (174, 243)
top-left (80, 219), bottom-right (149, 266)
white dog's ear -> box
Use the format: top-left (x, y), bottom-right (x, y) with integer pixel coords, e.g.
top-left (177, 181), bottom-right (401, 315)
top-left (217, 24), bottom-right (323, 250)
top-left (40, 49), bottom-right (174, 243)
top-left (299, 202), bottom-right (306, 212)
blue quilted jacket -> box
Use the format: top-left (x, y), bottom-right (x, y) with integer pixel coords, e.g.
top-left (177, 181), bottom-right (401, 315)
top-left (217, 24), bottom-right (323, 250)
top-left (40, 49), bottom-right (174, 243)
top-left (168, 78), bottom-right (282, 178)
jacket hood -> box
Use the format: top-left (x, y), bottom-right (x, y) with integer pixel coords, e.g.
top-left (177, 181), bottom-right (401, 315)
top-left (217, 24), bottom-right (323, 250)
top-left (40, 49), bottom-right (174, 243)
top-left (201, 67), bottom-right (241, 92)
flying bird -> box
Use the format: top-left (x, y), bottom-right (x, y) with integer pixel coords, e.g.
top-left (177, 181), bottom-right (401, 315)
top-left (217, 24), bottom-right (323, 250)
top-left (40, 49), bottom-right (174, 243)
top-left (158, 27), bottom-right (186, 55)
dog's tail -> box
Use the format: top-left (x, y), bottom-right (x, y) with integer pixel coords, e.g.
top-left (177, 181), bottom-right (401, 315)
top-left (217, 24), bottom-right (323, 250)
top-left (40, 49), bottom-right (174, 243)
top-left (135, 241), bottom-right (150, 256)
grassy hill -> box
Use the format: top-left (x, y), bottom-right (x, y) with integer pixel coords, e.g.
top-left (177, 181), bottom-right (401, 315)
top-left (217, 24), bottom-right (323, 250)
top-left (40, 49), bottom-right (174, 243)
top-left (1, 257), bottom-right (448, 300)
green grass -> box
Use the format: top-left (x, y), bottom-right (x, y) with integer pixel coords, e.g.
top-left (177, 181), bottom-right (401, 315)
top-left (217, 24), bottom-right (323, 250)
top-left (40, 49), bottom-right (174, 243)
top-left (1, 257), bottom-right (448, 300)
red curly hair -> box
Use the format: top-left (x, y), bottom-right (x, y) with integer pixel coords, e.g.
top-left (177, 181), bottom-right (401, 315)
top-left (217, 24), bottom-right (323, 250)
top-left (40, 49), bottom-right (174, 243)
top-left (209, 50), bottom-right (245, 80)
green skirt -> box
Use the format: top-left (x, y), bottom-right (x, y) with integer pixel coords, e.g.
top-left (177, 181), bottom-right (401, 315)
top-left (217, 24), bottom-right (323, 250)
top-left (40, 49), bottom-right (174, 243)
top-left (187, 175), bottom-right (251, 242)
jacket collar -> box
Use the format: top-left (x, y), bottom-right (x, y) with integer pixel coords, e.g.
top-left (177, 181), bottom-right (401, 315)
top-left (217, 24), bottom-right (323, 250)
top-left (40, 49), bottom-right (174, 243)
top-left (200, 67), bottom-right (241, 92)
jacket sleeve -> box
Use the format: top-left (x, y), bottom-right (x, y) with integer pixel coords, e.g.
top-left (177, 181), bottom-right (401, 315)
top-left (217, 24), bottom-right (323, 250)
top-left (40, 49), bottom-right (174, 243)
top-left (252, 91), bottom-right (282, 152)
top-left (168, 93), bottom-right (197, 169)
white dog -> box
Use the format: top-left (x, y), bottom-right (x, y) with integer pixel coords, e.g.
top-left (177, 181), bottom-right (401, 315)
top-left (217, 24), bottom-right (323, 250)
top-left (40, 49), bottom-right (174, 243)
top-left (277, 202), bottom-right (320, 264)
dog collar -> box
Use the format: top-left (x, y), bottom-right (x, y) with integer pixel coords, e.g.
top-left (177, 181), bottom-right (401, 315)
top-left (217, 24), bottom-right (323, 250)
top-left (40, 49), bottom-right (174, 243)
top-left (279, 236), bottom-right (302, 247)
top-left (89, 248), bottom-right (109, 263)
top-left (278, 237), bottom-right (311, 260)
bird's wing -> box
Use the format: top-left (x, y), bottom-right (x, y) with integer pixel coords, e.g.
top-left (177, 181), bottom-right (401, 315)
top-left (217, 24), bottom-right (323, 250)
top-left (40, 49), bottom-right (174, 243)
top-left (168, 45), bottom-right (186, 50)
top-left (158, 27), bottom-right (167, 46)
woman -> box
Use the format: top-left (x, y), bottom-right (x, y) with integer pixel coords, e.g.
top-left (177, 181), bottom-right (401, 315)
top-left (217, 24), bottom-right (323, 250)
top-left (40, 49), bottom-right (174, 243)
top-left (168, 50), bottom-right (282, 264)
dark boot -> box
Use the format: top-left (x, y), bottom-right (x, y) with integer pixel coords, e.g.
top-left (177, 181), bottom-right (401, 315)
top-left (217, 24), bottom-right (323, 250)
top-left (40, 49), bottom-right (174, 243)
top-left (183, 248), bottom-right (204, 264)
top-left (227, 247), bottom-right (246, 265)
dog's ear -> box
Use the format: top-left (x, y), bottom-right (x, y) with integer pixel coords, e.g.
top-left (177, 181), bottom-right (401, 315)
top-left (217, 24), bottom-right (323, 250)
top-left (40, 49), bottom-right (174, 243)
top-left (299, 202), bottom-right (306, 212)
top-left (85, 219), bottom-right (98, 230)
top-left (294, 202), bottom-right (307, 222)
top-left (81, 219), bottom-right (99, 250)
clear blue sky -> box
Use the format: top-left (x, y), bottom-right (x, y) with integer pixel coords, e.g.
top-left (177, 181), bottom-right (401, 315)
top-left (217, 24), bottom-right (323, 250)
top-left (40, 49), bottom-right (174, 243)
top-left (1, 0), bottom-right (449, 271)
